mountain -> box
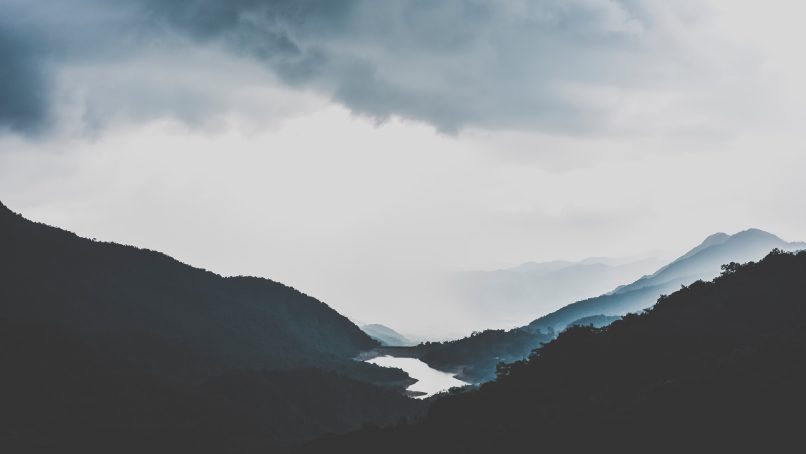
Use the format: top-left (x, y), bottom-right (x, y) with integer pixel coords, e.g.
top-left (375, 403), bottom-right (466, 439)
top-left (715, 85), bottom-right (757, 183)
top-left (1, 317), bottom-right (425, 453)
top-left (445, 256), bottom-right (663, 330)
top-left (413, 229), bottom-right (805, 383)
top-left (300, 250), bottom-right (806, 453)
top-left (0, 201), bottom-right (423, 452)
top-left (361, 324), bottom-right (413, 346)
top-left (525, 228), bottom-right (806, 334)
top-left (0, 200), bottom-right (395, 381)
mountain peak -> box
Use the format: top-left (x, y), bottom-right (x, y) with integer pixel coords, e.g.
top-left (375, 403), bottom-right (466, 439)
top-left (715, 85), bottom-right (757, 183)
top-left (701, 232), bottom-right (730, 244)
top-left (730, 228), bottom-right (782, 242)
top-left (674, 229), bottom-right (787, 266)
top-left (674, 232), bottom-right (730, 263)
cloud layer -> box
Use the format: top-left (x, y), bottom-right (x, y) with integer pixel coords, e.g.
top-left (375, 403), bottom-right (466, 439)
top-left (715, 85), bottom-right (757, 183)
top-left (0, 11), bottom-right (50, 133)
top-left (1, 1), bottom-right (804, 338)
top-left (1, 0), bottom-right (726, 135)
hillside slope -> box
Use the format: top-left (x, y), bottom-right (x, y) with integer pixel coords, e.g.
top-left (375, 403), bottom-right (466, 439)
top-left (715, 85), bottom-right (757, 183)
top-left (417, 229), bottom-right (804, 382)
top-left (0, 200), bottom-right (396, 381)
top-left (0, 201), bottom-right (421, 452)
top-left (526, 228), bottom-right (806, 333)
top-left (0, 317), bottom-right (425, 453)
top-left (301, 250), bottom-right (806, 453)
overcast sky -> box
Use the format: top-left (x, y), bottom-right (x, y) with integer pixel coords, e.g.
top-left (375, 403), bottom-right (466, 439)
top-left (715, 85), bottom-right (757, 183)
top-left (2, 0), bottom-right (805, 338)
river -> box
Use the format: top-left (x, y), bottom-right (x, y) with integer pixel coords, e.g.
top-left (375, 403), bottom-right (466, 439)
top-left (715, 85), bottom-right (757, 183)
top-left (366, 355), bottom-right (468, 399)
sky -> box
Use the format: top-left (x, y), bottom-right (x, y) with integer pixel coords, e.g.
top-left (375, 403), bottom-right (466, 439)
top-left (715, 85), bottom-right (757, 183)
top-left (2, 0), bottom-right (805, 338)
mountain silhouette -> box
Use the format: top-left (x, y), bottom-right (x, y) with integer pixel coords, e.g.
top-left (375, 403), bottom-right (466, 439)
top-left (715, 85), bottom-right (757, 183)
top-left (0, 200), bottom-right (398, 381)
top-left (413, 229), bottom-right (805, 382)
top-left (0, 201), bottom-right (423, 452)
top-left (300, 250), bottom-right (806, 453)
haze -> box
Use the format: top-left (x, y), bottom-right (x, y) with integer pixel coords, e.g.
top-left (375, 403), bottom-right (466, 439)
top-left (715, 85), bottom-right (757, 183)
top-left (2, 0), bottom-right (805, 338)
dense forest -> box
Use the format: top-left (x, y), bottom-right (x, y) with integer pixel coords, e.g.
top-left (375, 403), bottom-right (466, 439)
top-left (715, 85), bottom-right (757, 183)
top-left (300, 249), bottom-right (806, 453)
top-left (0, 201), bottom-right (424, 452)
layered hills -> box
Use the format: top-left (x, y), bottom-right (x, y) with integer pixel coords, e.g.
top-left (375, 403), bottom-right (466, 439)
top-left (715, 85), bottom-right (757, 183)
top-left (413, 229), bottom-right (805, 382)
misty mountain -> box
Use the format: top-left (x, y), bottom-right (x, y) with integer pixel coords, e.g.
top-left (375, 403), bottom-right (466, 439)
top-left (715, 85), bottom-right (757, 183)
top-left (300, 250), bottom-right (806, 453)
top-left (525, 228), bottom-right (806, 334)
top-left (361, 324), bottom-right (413, 347)
top-left (0, 201), bottom-right (423, 452)
top-left (414, 229), bottom-right (805, 383)
top-left (446, 256), bottom-right (663, 329)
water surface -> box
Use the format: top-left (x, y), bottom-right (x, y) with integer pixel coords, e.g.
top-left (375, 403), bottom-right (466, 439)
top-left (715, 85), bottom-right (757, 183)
top-left (366, 355), bottom-right (468, 399)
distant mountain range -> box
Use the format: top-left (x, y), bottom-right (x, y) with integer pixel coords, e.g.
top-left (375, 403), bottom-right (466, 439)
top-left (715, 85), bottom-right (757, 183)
top-left (525, 228), bottom-right (806, 334)
top-left (413, 228), bottom-right (806, 383)
top-left (361, 324), bottom-right (414, 346)
top-left (301, 250), bottom-right (806, 453)
top-left (445, 255), bottom-right (664, 330)
top-left (0, 201), bottom-right (423, 452)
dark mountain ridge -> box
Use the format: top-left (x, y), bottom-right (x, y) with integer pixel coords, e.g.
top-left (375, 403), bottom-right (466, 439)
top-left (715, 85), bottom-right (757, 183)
top-left (0, 200), bottom-right (390, 381)
top-left (0, 201), bottom-right (422, 452)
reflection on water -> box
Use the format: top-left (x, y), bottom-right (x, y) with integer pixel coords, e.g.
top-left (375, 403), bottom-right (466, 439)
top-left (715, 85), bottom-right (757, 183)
top-left (366, 355), bottom-right (468, 399)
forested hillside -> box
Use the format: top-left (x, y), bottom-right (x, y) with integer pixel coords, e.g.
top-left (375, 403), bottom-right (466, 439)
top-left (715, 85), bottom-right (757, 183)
top-left (0, 201), bottom-right (422, 452)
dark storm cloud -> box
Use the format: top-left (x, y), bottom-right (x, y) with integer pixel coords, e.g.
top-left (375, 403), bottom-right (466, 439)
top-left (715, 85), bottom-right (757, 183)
top-left (0, 0), bottom-right (708, 135)
top-left (141, 0), bottom-right (668, 132)
top-left (0, 21), bottom-right (50, 134)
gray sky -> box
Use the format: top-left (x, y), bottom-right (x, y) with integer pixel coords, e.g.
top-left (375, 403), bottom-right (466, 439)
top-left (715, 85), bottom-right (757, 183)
top-left (2, 0), bottom-right (805, 338)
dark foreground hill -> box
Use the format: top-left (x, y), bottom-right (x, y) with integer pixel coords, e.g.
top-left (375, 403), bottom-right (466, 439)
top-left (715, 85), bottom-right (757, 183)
top-left (300, 250), bottom-right (806, 453)
top-left (0, 200), bottom-right (405, 383)
top-left (0, 318), bottom-right (424, 453)
top-left (0, 201), bottom-right (423, 452)
top-left (415, 229), bottom-right (805, 382)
